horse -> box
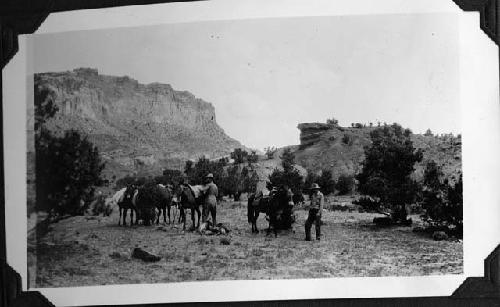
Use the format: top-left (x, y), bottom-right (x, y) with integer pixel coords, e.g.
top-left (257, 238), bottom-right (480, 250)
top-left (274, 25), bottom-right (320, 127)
top-left (132, 185), bottom-right (158, 226)
top-left (155, 184), bottom-right (174, 224)
top-left (247, 186), bottom-right (294, 237)
top-left (267, 186), bottom-right (295, 237)
top-left (175, 184), bottom-right (203, 230)
top-left (116, 185), bottom-right (137, 226)
top-left (247, 191), bottom-right (271, 234)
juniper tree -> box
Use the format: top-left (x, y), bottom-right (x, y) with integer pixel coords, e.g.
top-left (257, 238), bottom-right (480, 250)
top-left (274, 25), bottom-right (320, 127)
top-left (35, 85), bottom-right (105, 215)
top-left (421, 161), bottom-right (463, 237)
top-left (356, 123), bottom-right (423, 223)
top-left (268, 148), bottom-right (303, 193)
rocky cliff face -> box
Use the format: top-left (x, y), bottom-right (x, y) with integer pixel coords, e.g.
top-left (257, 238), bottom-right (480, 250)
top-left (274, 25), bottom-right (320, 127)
top-left (35, 68), bottom-right (242, 178)
top-left (295, 123), bottom-right (462, 181)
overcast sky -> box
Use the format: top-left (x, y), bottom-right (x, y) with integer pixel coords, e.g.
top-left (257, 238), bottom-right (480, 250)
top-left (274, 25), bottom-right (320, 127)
top-left (32, 13), bottom-right (460, 150)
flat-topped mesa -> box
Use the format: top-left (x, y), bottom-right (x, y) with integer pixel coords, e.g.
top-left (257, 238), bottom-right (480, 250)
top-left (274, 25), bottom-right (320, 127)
top-left (36, 68), bottom-right (218, 130)
top-left (73, 67), bottom-right (99, 77)
top-left (297, 122), bottom-right (337, 146)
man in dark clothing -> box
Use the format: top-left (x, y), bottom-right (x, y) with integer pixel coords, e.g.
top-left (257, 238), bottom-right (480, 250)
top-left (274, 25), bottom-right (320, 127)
top-left (305, 183), bottom-right (324, 241)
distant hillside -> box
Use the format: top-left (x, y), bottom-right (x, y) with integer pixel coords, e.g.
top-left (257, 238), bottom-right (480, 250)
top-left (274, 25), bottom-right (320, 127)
top-left (294, 123), bottom-right (461, 181)
top-left (35, 68), bottom-right (243, 178)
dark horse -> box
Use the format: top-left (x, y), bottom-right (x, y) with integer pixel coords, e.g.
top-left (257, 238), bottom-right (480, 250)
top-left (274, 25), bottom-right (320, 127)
top-left (247, 192), bottom-right (270, 234)
top-left (118, 185), bottom-right (137, 226)
top-left (247, 186), bottom-right (295, 237)
top-left (155, 184), bottom-right (174, 224)
top-left (176, 184), bottom-right (203, 230)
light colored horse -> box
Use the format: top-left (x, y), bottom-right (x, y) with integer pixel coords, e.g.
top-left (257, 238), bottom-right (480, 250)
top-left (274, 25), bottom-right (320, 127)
top-left (112, 186), bottom-right (137, 226)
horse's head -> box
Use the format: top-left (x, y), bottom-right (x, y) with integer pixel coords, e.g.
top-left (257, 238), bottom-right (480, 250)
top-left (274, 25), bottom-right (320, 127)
top-left (174, 184), bottom-right (190, 202)
top-left (123, 185), bottom-right (136, 203)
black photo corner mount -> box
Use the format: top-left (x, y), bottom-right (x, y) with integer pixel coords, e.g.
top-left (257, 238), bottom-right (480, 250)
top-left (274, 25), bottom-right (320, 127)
top-left (1, 0), bottom-right (499, 306)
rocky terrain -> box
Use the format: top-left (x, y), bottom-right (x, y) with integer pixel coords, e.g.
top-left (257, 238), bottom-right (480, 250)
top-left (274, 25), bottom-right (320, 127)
top-left (294, 123), bottom-right (461, 181)
top-left (34, 68), bottom-right (242, 179)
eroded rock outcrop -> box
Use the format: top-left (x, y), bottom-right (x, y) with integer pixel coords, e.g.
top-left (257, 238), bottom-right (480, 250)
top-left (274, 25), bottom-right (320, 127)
top-left (35, 68), bottom-right (242, 177)
top-left (295, 122), bottom-right (462, 181)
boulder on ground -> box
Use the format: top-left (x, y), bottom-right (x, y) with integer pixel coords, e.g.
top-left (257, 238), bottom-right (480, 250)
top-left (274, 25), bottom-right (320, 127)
top-left (432, 231), bottom-right (449, 241)
top-left (132, 247), bottom-right (162, 262)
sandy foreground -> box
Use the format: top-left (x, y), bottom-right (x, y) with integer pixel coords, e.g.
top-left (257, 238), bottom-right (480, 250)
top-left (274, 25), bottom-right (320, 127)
top-left (29, 200), bottom-right (463, 287)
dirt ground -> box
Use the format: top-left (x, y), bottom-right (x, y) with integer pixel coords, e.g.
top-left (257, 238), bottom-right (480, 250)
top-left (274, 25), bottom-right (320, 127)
top-left (30, 199), bottom-right (463, 287)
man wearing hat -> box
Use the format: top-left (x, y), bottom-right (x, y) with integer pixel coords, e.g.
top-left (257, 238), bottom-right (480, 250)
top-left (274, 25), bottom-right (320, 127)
top-left (305, 183), bottom-right (324, 241)
top-left (200, 173), bottom-right (218, 226)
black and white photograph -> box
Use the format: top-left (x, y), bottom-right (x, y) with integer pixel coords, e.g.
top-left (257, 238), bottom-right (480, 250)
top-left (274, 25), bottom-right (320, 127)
top-left (3, 0), bottom-right (500, 305)
top-left (26, 12), bottom-right (465, 288)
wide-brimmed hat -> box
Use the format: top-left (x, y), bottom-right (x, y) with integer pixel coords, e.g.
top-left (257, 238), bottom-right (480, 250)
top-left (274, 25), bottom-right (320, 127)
top-left (206, 173), bottom-right (214, 179)
top-left (311, 183), bottom-right (321, 190)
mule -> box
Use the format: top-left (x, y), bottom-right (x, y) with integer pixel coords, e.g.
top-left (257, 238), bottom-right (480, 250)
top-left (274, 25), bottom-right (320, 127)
top-left (247, 186), bottom-right (294, 237)
top-left (117, 185), bottom-right (137, 226)
top-left (176, 184), bottom-right (203, 230)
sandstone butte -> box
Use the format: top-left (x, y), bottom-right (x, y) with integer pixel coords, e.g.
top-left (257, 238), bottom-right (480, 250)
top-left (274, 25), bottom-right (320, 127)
top-left (295, 122), bottom-right (461, 182)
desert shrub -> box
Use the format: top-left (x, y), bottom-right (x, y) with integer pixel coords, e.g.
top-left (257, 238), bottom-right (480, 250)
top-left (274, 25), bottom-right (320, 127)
top-left (247, 151), bottom-right (259, 164)
top-left (336, 174), bottom-right (355, 195)
top-left (318, 170), bottom-right (336, 195)
top-left (304, 170), bottom-right (335, 195)
top-left (157, 169), bottom-right (184, 185)
top-left (218, 165), bottom-right (259, 199)
top-left (264, 146), bottom-right (278, 159)
top-left (326, 117), bottom-right (339, 126)
top-left (184, 156), bottom-right (224, 185)
top-left (268, 168), bottom-right (303, 194)
top-left (421, 161), bottom-right (463, 238)
top-left (241, 166), bottom-right (259, 194)
top-left (342, 134), bottom-right (351, 145)
top-left (356, 123), bottom-right (423, 223)
top-left (230, 148), bottom-right (248, 164)
top-left (353, 123), bottom-right (364, 128)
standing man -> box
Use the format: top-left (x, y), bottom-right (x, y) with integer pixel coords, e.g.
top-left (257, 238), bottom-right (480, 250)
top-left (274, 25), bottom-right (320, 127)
top-left (305, 183), bottom-right (324, 241)
top-left (201, 173), bottom-right (218, 227)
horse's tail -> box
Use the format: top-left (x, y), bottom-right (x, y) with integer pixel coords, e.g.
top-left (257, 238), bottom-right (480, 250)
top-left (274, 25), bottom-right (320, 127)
top-left (247, 193), bottom-right (255, 223)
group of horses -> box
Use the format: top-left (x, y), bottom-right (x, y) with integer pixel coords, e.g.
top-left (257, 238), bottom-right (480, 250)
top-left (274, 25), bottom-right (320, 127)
top-left (111, 183), bottom-right (211, 230)
top-left (110, 182), bottom-right (297, 237)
